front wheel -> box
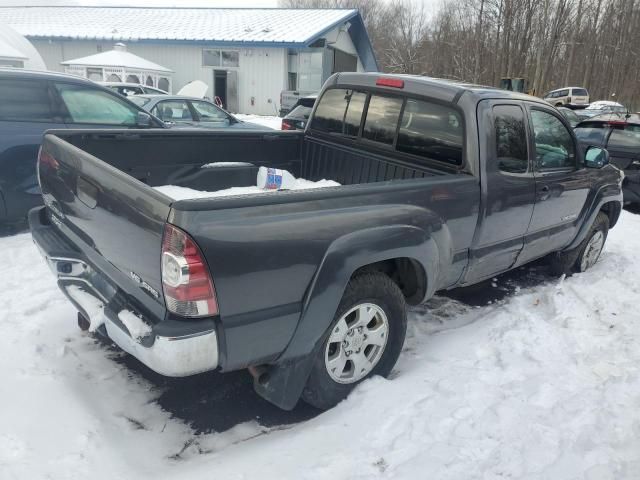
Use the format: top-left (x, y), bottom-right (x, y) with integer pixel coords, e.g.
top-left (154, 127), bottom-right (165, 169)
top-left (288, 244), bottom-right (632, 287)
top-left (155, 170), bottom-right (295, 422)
top-left (549, 212), bottom-right (609, 275)
top-left (301, 272), bottom-right (407, 410)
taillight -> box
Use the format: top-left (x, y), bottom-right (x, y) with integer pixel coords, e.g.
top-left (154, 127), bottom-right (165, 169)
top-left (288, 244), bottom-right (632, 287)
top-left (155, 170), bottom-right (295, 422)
top-left (376, 77), bottom-right (404, 89)
top-left (161, 223), bottom-right (218, 317)
top-left (281, 120), bottom-right (295, 130)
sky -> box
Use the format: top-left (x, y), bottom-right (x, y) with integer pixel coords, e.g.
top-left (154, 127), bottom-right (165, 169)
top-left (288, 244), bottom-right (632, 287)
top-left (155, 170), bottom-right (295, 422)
top-left (0, 0), bottom-right (441, 9)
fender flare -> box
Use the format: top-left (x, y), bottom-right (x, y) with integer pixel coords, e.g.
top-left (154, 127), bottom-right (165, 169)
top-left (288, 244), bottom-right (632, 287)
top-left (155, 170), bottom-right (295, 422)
top-left (253, 224), bottom-right (441, 410)
top-left (565, 182), bottom-right (622, 251)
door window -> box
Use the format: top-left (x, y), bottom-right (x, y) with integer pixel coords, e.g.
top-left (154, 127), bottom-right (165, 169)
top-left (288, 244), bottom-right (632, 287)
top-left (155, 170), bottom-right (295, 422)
top-left (190, 101), bottom-right (229, 122)
top-left (153, 100), bottom-right (194, 122)
top-left (530, 110), bottom-right (576, 169)
top-left (362, 95), bottom-right (403, 145)
top-left (494, 105), bottom-right (528, 173)
top-left (397, 98), bottom-right (463, 165)
top-left (55, 83), bottom-right (138, 125)
top-left (0, 79), bottom-right (55, 123)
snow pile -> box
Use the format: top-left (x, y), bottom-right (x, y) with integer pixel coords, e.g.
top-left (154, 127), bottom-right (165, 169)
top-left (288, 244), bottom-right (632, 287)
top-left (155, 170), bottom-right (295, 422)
top-left (1, 212), bottom-right (640, 479)
top-left (118, 309), bottom-right (152, 341)
top-left (234, 114), bottom-right (282, 130)
top-left (155, 177), bottom-right (340, 201)
top-left (200, 162), bottom-right (255, 168)
top-left (66, 285), bottom-right (105, 332)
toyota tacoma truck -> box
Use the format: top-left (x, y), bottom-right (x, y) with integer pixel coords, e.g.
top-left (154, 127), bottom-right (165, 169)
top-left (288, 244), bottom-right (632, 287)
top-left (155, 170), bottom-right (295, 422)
top-left (30, 73), bottom-right (623, 410)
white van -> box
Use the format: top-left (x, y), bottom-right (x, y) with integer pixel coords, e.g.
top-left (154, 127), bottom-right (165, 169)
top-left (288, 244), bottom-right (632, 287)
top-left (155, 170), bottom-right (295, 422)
top-left (543, 87), bottom-right (590, 106)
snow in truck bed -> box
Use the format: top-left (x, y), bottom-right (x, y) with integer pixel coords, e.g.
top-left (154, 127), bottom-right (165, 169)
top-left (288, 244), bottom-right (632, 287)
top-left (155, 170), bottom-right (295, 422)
top-left (2, 211), bottom-right (640, 479)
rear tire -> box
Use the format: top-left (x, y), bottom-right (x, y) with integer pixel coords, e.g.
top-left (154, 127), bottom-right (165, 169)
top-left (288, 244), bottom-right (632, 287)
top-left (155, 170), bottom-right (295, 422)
top-left (549, 212), bottom-right (609, 276)
top-left (301, 272), bottom-right (407, 410)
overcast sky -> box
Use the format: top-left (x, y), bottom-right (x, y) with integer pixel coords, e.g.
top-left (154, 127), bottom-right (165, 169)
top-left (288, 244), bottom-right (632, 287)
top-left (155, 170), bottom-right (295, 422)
top-left (0, 0), bottom-right (441, 10)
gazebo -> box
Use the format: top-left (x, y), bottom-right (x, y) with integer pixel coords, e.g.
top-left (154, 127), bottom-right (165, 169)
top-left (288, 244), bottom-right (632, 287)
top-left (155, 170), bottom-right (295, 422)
top-left (61, 43), bottom-right (173, 92)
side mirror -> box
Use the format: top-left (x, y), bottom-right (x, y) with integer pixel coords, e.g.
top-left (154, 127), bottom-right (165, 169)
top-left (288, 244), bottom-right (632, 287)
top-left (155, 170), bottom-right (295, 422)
top-left (585, 146), bottom-right (609, 168)
top-left (136, 111), bottom-right (152, 128)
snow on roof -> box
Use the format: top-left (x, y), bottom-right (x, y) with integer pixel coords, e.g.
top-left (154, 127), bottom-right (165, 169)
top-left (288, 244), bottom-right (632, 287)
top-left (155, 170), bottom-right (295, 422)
top-left (0, 38), bottom-right (27, 60)
top-left (0, 7), bottom-right (358, 45)
top-left (62, 43), bottom-right (172, 72)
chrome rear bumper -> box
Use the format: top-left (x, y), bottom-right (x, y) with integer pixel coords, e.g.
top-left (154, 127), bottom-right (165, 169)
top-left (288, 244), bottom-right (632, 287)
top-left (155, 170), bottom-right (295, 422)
top-left (30, 207), bottom-right (219, 377)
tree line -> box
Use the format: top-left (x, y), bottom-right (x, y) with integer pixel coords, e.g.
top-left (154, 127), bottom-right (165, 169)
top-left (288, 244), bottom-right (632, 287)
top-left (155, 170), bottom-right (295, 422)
top-left (280, 0), bottom-right (640, 109)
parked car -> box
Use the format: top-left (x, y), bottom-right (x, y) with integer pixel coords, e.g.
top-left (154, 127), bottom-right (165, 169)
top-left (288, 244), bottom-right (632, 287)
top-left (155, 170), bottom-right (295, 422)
top-left (0, 68), bottom-right (164, 224)
top-left (577, 101), bottom-right (627, 120)
top-left (543, 87), bottom-right (590, 107)
top-left (31, 73), bottom-right (622, 411)
top-left (557, 106), bottom-right (581, 128)
top-left (130, 95), bottom-right (265, 129)
top-left (281, 94), bottom-right (317, 130)
top-left (574, 113), bottom-right (640, 205)
top-left (279, 89), bottom-right (316, 117)
top-left (100, 82), bottom-right (168, 96)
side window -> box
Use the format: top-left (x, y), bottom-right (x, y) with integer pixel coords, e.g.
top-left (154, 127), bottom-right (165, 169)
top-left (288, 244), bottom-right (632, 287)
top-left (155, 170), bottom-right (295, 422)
top-left (311, 89), bottom-right (366, 136)
top-left (493, 105), bottom-right (528, 173)
top-left (0, 79), bottom-right (54, 123)
top-left (55, 83), bottom-right (138, 125)
top-left (152, 100), bottom-right (193, 121)
top-left (362, 95), bottom-right (403, 145)
top-left (190, 101), bottom-right (229, 122)
top-left (530, 110), bottom-right (576, 169)
top-left (397, 99), bottom-right (463, 165)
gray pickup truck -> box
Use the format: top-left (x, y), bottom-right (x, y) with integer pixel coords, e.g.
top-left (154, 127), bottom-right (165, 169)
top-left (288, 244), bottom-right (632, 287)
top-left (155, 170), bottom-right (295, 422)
top-left (30, 73), bottom-right (623, 410)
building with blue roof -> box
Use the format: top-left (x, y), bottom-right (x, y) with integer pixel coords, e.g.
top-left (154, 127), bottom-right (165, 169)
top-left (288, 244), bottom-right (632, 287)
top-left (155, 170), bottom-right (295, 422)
top-left (0, 6), bottom-right (378, 115)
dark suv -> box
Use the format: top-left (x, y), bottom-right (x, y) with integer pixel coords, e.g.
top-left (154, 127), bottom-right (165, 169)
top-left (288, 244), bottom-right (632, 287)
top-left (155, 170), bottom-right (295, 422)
top-left (574, 113), bottom-right (640, 205)
top-left (0, 69), bottom-right (164, 224)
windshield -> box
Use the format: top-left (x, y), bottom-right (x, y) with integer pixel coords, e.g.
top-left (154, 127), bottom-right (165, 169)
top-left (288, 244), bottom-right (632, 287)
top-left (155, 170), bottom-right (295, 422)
top-left (609, 125), bottom-right (640, 148)
top-left (574, 124), bottom-right (608, 146)
top-left (287, 105), bottom-right (312, 120)
top-left (129, 96), bottom-right (152, 107)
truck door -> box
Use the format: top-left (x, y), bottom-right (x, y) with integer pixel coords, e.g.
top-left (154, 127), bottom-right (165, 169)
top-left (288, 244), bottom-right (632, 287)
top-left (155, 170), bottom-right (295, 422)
top-left (463, 101), bottom-right (536, 284)
top-left (516, 105), bottom-right (591, 265)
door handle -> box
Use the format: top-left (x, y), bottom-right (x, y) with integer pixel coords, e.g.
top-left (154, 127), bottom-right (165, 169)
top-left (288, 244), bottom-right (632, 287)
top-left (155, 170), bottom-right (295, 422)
top-left (538, 185), bottom-right (551, 201)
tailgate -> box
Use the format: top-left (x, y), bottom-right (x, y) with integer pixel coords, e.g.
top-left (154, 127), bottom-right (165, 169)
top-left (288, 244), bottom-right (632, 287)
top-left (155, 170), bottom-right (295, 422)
top-left (38, 133), bottom-right (171, 320)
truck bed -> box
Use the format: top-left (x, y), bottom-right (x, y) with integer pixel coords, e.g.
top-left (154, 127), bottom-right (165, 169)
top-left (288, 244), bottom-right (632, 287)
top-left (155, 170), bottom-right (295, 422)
top-left (37, 128), bottom-right (477, 373)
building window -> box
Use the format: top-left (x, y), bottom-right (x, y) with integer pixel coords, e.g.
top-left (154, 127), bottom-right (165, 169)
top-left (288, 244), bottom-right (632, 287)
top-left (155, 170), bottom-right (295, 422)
top-left (126, 74), bottom-right (140, 83)
top-left (106, 73), bottom-right (121, 82)
top-left (146, 75), bottom-right (154, 86)
top-left (203, 49), bottom-right (239, 67)
top-left (0, 59), bottom-right (24, 68)
top-left (158, 77), bottom-right (170, 92)
top-left (288, 72), bottom-right (297, 90)
top-left (86, 68), bottom-right (103, 81)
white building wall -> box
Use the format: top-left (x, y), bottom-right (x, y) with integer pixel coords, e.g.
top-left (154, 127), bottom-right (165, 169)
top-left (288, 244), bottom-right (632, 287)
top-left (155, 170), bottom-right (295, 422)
top-left (30, 39), bottom-right (288, 115)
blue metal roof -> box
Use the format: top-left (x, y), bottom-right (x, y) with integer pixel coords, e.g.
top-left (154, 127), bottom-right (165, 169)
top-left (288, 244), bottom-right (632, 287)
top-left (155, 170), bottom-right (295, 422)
top-left (0, 6), bottom-right (378, 71)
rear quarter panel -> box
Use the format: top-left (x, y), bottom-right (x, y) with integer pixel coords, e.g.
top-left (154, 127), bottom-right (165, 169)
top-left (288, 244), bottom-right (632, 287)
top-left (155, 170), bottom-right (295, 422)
top-left (171, 176), bottom-right (479, 369)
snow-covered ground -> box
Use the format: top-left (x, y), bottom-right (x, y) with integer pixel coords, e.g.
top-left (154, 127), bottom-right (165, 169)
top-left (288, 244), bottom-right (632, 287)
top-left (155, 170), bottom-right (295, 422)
top-left (234, 113), bottom-right (282, 130)
top-left (2, 211), bottom-right (640, 479)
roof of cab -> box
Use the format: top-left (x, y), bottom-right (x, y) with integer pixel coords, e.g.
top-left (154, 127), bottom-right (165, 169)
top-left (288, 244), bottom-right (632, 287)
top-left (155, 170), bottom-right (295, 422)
top-left (333, 72), bottom-right (548, 105)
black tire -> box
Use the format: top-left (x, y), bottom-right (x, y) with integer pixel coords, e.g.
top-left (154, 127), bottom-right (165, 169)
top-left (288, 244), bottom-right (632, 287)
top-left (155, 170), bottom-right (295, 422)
top-left (301, 272), bottom-right (407, 410)
top-left (549, 212), bottom-right (609, 276)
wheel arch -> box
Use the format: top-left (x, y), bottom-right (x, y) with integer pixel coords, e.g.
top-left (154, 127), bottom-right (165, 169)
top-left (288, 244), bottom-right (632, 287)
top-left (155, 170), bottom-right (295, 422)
top-left (252, 224), bottom-right (442, 409)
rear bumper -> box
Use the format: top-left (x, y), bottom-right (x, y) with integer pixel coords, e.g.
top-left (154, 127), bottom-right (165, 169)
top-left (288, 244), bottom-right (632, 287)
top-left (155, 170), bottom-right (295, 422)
top-left (29, 206), bottom-right (219, 377)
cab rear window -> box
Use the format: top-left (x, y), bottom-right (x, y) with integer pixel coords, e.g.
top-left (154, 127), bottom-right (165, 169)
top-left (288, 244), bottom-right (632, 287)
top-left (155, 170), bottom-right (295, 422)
top-left (310, 89), bottom-right (366, 136)
top-left (310, 88), bottom-right (464, 167)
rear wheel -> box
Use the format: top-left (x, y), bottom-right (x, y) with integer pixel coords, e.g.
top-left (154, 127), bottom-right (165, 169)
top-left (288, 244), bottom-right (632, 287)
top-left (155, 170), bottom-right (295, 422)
top-left (549, 212), bottom-right (609, 275)
top-left (301, 272), bottom-right (407, 410)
